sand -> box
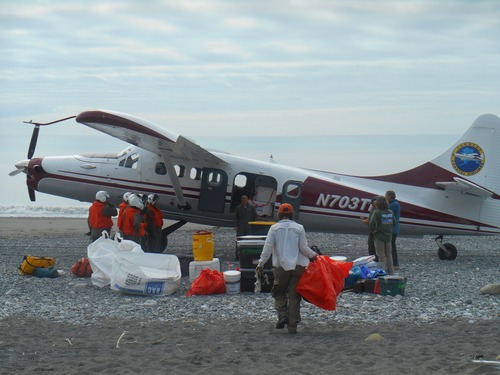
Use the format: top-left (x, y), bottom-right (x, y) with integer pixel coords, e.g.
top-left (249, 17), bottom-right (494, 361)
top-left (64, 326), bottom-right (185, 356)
top-left (1, 218), bottom-right (499, 374)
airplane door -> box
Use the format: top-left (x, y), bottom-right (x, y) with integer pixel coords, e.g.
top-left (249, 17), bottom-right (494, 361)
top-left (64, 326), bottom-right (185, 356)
top-left (281, 180), bottom-right (302, 220)
top-left (198, 168), bottom-right (228, 213)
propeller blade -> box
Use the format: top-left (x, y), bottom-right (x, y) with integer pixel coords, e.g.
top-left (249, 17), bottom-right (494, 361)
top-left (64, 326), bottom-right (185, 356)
top-left (28, 186), bottom-right (36, 202)
top-left (27, 125), bottom-right (40, 159)
top-left (8, 168), bottom-right (25, 176)
top-left (9, 160), bottom-right (29, 177)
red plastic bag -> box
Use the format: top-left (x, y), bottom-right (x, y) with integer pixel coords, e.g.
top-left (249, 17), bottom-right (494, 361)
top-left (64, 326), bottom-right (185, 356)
top-left (71, 257), bottom-right (93, 277)
top-left (297, 256), bottom-right (352, 310)
top-left (187, 269), bottom-right (226, 296)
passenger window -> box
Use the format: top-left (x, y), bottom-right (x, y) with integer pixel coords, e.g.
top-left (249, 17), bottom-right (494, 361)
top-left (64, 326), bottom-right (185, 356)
top-left (285, 182), bottom-right (301, 198)
top-left (234, 174), bottom-right (247, 188)
top-left (190, 167), bottom-right (202, 180)
top-left (175, 165), bottom-right (185, 177)
top-left (208, 171), bottom-right (222, 186)
top-left (119, 159), bottom-right (125, 167)
top-left (155, 162), bottom-right (167, 175)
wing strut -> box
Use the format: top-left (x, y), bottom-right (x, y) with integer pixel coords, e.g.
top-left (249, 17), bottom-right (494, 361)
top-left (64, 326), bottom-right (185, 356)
top-left (160, 150), bottom-right (191, 210)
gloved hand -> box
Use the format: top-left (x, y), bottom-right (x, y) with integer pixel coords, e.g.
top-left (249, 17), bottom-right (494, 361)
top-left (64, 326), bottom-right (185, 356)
top-left (256, 265), bottom-right (263, 277)
top-left (310, 254), bottom-right (318, 262)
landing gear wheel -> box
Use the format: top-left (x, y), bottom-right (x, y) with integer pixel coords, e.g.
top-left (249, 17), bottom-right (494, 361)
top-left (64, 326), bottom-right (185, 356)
top-left (437, 243), bottom-right (457, 260)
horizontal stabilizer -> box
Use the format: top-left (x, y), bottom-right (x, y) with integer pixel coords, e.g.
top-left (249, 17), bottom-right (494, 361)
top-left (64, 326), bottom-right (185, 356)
top-left (436, 177), bottom-right (493, 197)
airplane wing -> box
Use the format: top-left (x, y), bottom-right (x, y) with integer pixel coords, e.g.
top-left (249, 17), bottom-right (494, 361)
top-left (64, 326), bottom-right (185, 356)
top-left (75, 110), bottom-right (227, 167)
top-left (436, 177), bottom-right (493, 198)
top-left (76, 110), bottom-right (227, 209)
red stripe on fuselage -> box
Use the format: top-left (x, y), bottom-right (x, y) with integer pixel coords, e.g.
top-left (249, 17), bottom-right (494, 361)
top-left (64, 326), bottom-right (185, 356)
top-left (300, 176), bottom-right (491, 229)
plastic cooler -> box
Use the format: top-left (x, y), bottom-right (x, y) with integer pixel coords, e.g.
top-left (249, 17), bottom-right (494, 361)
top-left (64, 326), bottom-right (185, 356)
top-left (189, 258), bottom-right (220, 281)
top-left (378, 276), bottom-right (407, 296)
top-left (247, 221), bottom-right (275, 235)
top-left (192, 230), bottom-right (214, 261)
top-left (237, 237), bottom-right (272, 269)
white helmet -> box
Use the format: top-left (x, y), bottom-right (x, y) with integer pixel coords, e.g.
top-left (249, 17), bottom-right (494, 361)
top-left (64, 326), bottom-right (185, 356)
top-left (148, 194), bottom-right (159, 204)
top-left (96, 190), bottom-right (110, 203)
top-left (123, 192), bottom-right (132, 202)
top-left (129, 194), bottom-right (144, 210)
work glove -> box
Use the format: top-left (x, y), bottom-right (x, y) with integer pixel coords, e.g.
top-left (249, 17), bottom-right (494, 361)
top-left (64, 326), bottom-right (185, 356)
top-left (255, 265), bottom-right (263, 277)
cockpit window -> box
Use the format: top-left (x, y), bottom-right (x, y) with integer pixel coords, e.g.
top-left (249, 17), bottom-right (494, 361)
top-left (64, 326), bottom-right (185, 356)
top-left (122, 153), bottom-right (139, 169)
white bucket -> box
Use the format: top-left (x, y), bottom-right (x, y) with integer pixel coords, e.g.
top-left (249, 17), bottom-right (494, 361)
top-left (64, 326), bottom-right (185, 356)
top-left (223, 270), bottom-right (241, 294)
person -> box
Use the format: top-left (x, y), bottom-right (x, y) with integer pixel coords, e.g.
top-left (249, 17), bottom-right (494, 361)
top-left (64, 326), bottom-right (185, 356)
top-left (121, 194), bottom-right (147, 246)
top-left (256, 203), bottom-right (318, 334)
top-left (87, 190), bottom-right (118, 242)
top-left (138, 194), bottom-right (151, 251)
top-left (146, 193), bottom-right (164, 253)
top-left (369, 196), bottom-right (395, 275)
top-left (117, 192), bottom-right (131, 235)
top-left (385, 190), bottom-right (400, 269)
top-left (360, 196), bottom-right (378, 260)
top-left (234, 195), bottom-right (258, 237)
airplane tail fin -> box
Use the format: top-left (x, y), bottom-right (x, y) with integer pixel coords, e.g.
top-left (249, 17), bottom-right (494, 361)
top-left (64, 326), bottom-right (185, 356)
top-left (371, 114), bottom-right (500, 198)
top-left (430, 114), bottom-right (500, 196)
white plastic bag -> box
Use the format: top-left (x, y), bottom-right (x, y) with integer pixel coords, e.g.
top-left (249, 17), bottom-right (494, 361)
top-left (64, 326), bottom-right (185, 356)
top-left (87, 232), bottom-right (143, 288)
top-left (110, 253), bottom-right (181, 296)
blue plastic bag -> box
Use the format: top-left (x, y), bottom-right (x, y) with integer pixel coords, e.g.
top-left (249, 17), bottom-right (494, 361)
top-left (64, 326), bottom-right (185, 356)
top-left (32, 266), bottom-right (59, 278)
top-left (344, 266), bottom-right (361, 288)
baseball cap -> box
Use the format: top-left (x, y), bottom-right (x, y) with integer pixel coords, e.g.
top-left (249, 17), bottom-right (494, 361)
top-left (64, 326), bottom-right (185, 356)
top-left (278, 203), bottom-right (294, 214)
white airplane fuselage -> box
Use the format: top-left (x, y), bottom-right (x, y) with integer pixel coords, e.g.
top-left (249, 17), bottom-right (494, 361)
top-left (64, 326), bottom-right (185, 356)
top-left (24, 142), bottom-right (500, 237)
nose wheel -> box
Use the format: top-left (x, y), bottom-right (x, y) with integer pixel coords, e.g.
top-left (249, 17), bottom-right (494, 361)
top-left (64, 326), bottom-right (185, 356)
top-left (435, 235), bottom-right (458, 260)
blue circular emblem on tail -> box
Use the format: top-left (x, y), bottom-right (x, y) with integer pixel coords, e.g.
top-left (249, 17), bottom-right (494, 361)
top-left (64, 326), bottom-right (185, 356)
top-left (451, 142), bottom-right (485, 176)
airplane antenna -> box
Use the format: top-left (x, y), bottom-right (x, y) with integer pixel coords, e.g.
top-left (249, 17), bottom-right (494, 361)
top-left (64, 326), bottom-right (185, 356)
top-left (23, 115), bottom-right (77, 127)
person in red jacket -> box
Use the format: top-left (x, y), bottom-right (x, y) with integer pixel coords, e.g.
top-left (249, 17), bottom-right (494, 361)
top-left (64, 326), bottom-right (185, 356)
top-left (121, 194), bottom-right (147, 246)
top-left (88, 190), bottom-right (118, 241)
top-left (146, 194), bottom-right (164, 253)
top-left (117, 192), bottom-right (131, 235)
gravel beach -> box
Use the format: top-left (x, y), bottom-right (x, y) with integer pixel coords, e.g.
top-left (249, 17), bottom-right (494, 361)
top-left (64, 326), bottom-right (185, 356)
top-left (0, 217), bottom-right (499, 374)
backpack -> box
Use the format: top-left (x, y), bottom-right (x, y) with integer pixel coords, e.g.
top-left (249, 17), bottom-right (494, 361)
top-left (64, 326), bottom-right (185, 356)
top-left (19, 256), bottom-right (55, 275)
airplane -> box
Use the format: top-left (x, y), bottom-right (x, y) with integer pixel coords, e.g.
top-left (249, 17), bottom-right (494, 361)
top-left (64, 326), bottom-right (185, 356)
top-left (10, 110), bottom-right (500, 260)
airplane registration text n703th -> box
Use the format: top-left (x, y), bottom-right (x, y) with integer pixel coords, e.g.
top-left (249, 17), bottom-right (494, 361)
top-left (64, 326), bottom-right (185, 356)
top-left (316, 194), bottom-right (372, 212)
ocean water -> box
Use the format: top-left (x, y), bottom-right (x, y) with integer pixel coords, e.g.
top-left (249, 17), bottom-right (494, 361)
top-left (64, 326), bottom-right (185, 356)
top-left (0, 205), bottom-right (89, 218)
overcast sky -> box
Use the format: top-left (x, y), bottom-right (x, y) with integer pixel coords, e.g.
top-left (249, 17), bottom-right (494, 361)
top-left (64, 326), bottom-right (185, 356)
top-left (1, 0), bottom-right (499, 206)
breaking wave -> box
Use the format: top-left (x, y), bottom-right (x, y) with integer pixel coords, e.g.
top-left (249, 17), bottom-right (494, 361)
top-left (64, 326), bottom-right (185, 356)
top-left (0, 205), bottom-right (88, 218)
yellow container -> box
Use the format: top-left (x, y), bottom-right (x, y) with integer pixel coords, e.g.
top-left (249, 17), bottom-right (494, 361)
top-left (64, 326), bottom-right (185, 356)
top-left (192, 230), bottom-right (214, 261)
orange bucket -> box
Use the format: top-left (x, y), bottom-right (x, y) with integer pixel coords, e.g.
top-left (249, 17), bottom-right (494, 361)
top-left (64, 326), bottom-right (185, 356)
top-left (192, 230), bottom-right (214, 261)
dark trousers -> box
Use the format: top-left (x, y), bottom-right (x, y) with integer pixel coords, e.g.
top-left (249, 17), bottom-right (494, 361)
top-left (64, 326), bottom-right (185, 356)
top-left (368, 232), bottom-right (378, 262)
top-left (272, 265), bottom-right (305, 328)
top-left (392, 234), bottom-right (399, 266)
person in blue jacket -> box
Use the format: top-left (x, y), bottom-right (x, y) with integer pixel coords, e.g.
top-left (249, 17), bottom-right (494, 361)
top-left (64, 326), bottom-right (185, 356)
top-left (385, 190), bottom-right (400, 269)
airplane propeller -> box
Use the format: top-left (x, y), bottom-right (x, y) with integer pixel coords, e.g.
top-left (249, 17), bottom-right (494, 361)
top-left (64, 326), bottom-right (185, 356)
top-left (13, 116), bottom-right (77, 201)
top-left (27, 124), bottom-right (40, 159)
